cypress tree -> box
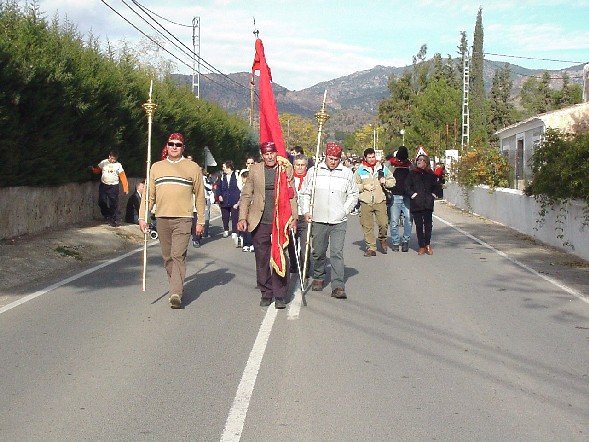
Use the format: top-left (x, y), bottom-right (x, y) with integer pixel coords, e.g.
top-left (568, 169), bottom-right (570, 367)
top-left (470, 7), bottom-right (488, 144)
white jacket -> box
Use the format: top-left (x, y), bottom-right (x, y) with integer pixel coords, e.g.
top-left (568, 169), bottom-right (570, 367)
top-left (298, 162), bottom-right (359, 224)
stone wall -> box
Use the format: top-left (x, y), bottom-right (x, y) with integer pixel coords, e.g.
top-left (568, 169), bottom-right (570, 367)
top-left (0, 179), bottom-right (140, 239)
top-left (444, 182), bottom-right (589, 262)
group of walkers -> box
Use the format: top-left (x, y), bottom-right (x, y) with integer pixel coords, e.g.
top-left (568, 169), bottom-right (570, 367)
top-left (93, 133), bottom-right (444, 310)
top-left (352, 145), bottom-right (444, 257)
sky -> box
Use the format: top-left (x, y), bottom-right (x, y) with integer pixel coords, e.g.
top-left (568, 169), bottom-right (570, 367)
top-left (26, 0), bottom-right (589, 91)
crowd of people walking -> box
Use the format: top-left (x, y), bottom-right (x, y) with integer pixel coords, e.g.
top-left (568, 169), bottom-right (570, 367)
top-left (106, 134), bottom-right (445, 309)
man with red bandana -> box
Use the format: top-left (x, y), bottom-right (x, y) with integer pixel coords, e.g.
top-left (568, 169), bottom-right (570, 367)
top-left (138, 133), bottom-right (205, 309)
top-left (354, 147), bottom-right (396, 256)
top-left (299, 142), bottom-right (359, 299)
top-left (237, 141), bottom-right (298, 309)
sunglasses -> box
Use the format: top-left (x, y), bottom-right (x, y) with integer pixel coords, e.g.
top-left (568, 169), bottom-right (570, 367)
top-left (167, 141), bottom-right (183, 147)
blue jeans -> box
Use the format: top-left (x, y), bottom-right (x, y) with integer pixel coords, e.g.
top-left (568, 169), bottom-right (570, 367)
top-left (388, 195), bottom-right (412, 245)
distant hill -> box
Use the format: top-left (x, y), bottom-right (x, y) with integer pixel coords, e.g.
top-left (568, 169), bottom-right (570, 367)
top-left (172, 60), bottom-right (586, 134)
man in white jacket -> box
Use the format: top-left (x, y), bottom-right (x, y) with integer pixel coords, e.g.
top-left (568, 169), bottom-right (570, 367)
top-left (299, 142), bottom-right (359, 299)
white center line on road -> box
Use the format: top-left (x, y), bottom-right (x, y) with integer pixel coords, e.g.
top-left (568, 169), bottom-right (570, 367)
top-left (434, 214), bottom-right (589, 304)
top-left (287, 279), bottom-right (303, 320)
top-left (221, 305), bottom-right (278, 442)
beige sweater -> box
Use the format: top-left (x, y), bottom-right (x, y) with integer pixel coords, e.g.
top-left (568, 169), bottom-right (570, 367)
top-left (139, 157), bottom-right (205, 223)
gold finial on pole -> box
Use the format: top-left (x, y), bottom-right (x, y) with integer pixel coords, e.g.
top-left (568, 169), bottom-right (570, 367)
top-left (302, 90), bottom-right (330, 288)
top-left (141, 79), bottom-right (157, 292)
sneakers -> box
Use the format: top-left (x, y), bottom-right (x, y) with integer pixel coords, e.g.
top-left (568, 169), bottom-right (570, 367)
top-left (249, 245), bottom-right (254, 253)
top-left (259, 297), bottom-right (273, 307)
top-left (391, 244), bottom-right (400, 252)
top-left (192, 239), bottom-right (201, 248)
top-left (364, 249), bottom-right (376, 257)
top-left (311, 280), bottom-right (324, 291)
top-left (242, 246), bottom-right (250, 252)
top-left (331, 287), bottom-right (347, 299)
top-left (169, 294), bottom-right (182, 309)
top-left (274, 298), bottom-right (286, 309)
top-left (401, 242), bottom-right (409, 252)
top-left (222, 230), bottom-right (229, 238)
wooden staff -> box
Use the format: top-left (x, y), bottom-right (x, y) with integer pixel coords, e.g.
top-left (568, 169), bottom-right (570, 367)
top-left (302, 90), bottom-right (329, 288)
top-left (141, 80), bottom-right (157, 292)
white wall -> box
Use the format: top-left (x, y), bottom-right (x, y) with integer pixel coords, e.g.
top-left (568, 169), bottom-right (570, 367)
top-left (444, 182), bottom-right (589, 261)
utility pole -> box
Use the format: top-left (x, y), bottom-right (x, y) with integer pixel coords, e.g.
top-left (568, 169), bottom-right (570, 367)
top-left (461, 50), bottom-right (470, 152)
top-left (191, 17), bottom-right (201, 99)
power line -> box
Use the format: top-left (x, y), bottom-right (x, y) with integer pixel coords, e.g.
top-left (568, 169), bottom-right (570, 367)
top-left (100, 0), bottom-right (251, 98)
top-left (127, 1), bottom-right (192, 27)
top-left (129, 0), bottom-right (251, 94)
top-left (485, 52), bottom-right (587, 65)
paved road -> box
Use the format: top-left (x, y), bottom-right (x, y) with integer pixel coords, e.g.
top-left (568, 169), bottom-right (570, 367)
top-left (1, 202), bottom-right (587, 440)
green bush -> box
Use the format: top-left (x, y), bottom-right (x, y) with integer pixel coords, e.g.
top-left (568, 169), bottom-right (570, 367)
top-left (525, 129), bottom-right (589, 230)
top-left (451, 145), bottom-right (511, 189)
top-left (0, 2), bottom-right (255, 187)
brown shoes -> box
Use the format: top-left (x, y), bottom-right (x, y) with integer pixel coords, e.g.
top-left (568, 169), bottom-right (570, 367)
top-left (379, 240), bottom-right (388, 254)
top-left (364, 249), bottom-right (376, 257)
top-left (417, 246), bottom-right (433, 255)
top-left (311, 279), bottom-right (324, 291)
top-left (331, 287), bottom-right (347, 299)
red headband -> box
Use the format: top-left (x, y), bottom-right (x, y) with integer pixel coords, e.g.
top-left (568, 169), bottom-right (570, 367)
top-left (260, 141), bottom-right (277, 153)
top-left (325, 142), bottom-right (342, 158)
top-left (168, 133), bottom-right (184, 143)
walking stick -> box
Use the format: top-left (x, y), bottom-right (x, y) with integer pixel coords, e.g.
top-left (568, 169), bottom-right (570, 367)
top-left (141, 80), bottom-right (157, 292)
top-left (290, 228), bottom-right (304, 288)
top-left (302, 91), bottom-right (330, 290)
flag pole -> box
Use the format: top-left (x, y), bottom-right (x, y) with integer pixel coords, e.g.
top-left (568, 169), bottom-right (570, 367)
top-left (302, 90), bottom-right (329, 288)
top-left (141, 80), bottom-right (157, 292)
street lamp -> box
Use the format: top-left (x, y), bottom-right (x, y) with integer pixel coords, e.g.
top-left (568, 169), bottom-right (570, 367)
top-left (400, 129), bottom-right (405, 145)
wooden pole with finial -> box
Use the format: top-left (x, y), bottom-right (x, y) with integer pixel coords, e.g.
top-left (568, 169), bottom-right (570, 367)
top-left (302, 90), bottom-right (329, 289)
top-left (141, 80), bottom-right (157, 292)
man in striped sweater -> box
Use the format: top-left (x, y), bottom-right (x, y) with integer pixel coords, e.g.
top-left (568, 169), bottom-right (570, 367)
top-left (139, 133), bottom-right (206, 309)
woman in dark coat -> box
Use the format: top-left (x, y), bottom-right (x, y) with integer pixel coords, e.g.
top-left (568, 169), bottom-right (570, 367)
top-left (217, 160), bottom-right (241, 242)
top-left (405, 154), bottom-right (442, 255)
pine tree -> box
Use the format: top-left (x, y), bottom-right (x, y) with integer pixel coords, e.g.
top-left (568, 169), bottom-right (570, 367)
top-left (470, 7), bottom-right (488, 144)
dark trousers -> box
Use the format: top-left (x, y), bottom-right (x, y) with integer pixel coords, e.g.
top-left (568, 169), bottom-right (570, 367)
top-left (220, 206), bottom-right (238, 233)
top-left (413, 211), bottom-right (433, 248)
top-left (98, 183), bottom-right (119, 221)
top-left (252, 222), bottom-right (289, 299)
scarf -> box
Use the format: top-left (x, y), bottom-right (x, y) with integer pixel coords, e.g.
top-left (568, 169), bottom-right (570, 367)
top-left (293, 170), bottom-right (307, 190)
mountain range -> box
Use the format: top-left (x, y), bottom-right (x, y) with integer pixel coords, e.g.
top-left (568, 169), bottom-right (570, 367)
top-left (172, 60), bottom-right (586, 134)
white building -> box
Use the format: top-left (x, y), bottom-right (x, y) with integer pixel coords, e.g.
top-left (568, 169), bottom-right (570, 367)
top-left (495, 102), bottom-right (589, 189)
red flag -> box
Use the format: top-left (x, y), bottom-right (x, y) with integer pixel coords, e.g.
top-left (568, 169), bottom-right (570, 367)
top-left (252, 38), bottom-right (293, 277)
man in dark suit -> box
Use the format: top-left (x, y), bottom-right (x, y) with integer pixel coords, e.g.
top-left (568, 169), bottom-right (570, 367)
top-left (237, 142), bottom-right (297, 309)
top-left (125, 181), bottom-right (144, 224)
